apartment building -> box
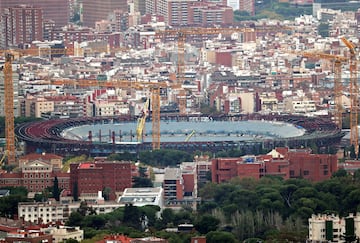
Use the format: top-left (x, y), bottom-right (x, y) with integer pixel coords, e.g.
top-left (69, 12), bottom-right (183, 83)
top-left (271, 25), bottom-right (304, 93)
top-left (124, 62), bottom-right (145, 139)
top-left (18, 200), bottom-right (122, 224)
top-left (24, 96), bottom-right (54, 118)
top-left (0, 0), bottom-right (70, 27)
top-left (239, 0), bottom-right (255, 16)
top-left (0, 5), bottom-right (43, 48)
top-left (82, 0), bottom-right (128, 27)
top-left (308, 213), bottom-right (360, 242)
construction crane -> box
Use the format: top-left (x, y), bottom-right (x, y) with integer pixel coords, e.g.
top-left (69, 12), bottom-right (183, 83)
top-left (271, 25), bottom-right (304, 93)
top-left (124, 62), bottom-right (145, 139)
top-left (341, 37), bottom-right (358, 158)
top-left (185, 130), bottom-right (196, 142)
top-left (1, 47), bottom-right (72, 166)
top-left (136, 98), bottom-right (150, 142)
top-left (3, 53), bottom-right (16, 165)
top-left (51, 79), bottom-right (166, 150)
top-left (155, 26), bottom-right (292, 114)
top-left (292, 51), bottom-right (347, 129)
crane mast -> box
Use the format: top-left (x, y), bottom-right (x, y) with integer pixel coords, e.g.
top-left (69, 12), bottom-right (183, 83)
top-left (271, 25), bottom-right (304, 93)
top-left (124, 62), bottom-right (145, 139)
top-left (151, 86), bottom-right (161, 150)
top-left (291, 51), bottom-right (346, 130)
top-left (341, 37), bottom-right (358, 158)
top-left (4, 53), bottom-right (16, 165)
top-left (334, 60), bottom-right (343, 129)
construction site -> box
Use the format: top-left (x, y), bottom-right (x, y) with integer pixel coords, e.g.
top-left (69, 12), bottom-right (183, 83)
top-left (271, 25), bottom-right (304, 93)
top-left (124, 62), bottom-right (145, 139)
top-left (0, 21), bottom-right (358, 164)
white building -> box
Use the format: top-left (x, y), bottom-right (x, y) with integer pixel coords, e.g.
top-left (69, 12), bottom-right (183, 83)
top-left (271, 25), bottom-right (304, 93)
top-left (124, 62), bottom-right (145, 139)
top-left (18, 200), bottom-right (123, 224)
top-left (118, 187), bottom-right (164, 209)
top-left (284, 98), bottom-right (316, 114)
top-left (308, 213), bottom-right (360, 242)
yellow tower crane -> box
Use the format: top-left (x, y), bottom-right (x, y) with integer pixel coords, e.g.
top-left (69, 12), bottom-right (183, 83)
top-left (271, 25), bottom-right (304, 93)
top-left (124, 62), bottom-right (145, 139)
top-left (155, 26), bottom-right (292, 114)
top-left (341, 37), bottom-right (358, 158)
top-left (51, 79), bottom-right (166, 150)
top-left (293, 51), bottom-right (347, 129)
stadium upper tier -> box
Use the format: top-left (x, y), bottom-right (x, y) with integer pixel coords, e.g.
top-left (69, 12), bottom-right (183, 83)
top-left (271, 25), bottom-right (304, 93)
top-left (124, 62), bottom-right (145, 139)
top-left (15, 114), bottom-right (344, 156)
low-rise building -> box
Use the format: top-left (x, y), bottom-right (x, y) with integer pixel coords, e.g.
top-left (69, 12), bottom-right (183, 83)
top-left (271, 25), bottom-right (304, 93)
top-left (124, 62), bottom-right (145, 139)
top-left (212, 147), bottom-right (337, 183)
top-left (4, 228), bottom-right (53, 243)
top-left (18, 200), bottom-right (123, 224)
top-left (42, 226), bottom-right (83, 243)
top-left (118, 187), bottom-right (164, 209)
top-left (0, 159), bottom-right (69, 195)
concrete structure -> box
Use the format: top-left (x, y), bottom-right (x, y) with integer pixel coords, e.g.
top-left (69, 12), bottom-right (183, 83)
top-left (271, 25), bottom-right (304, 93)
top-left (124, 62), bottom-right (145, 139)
top-left (70, 159), bottom-right (132, 200)
top-left (163, 168), bottom-right (183, 204)
top-left (82, 0), bottom-right (128, 27)
top-left (118, 187), bottom-right (164, 209)
top-left (0, 0), bottom-right (70, 27)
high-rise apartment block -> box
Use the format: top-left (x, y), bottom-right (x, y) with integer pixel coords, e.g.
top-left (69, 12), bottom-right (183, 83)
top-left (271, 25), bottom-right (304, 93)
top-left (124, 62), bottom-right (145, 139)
top-left (239, 0), bottom-right (255, 15)
top-left (0, 5), bottom-right (43, 49)
top-left (0, 0), bottom-right (70, 27)
top-left (82, 0), bottom-right (128, 27)
top-left (157, 0), bottom-right (233, 26)
top-left (133, 0), bottom-right (146, 15)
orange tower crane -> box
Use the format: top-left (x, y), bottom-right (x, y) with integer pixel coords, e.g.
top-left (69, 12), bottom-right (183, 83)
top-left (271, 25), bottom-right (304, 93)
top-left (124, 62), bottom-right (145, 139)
top-left (1, 47), bottom-right (71, 166)
top-left (155, 26), bottom-right (292, 114)
top-left (341, 37), bottom-right (358, 158)
top-left (51, 79), bottom-right (165, 150)
top-left (296, 51), bottom-right (347, 129)
top-left (3, 53), bottom-right (16, 165)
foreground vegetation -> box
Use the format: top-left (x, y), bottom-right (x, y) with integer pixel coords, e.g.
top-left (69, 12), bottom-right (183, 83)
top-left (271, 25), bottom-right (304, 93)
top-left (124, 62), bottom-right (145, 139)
top-left (62, 169), bottom-right (360, 242)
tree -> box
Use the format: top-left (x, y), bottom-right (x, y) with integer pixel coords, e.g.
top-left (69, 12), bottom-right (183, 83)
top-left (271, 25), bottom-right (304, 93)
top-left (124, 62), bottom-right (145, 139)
top-left (132, 177), bottom-right (153, 188)
top-left (206, 231), bottom-right (236, 243)
top-left (63, 239), bottom-right (79, 243)
top-left (123, 203), bottom-right (141, 229)
top-left (332, 168), bottom-right (348, 178)
top-left (66, 211), bottom-right (83, 226)
top-left (161, 208), bottom-right (175, 227)
top-left (102, 187), bottom-right (111, 201)
top-left (53, 177), bottom-right (60, 201)
top-left (194, 214), bottom-right (220, 234)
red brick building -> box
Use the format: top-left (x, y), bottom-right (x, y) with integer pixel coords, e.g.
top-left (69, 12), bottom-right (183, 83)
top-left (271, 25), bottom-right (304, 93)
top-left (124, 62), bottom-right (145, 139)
top-left (212, 147), bottom-right (337, 183)
top-left (287, 149), bottom-right (337, 181)
top-left (0, 158), bottom-right (69, 194)
top-left (1, 5), bottom-right (43, 48)
top-left (70, 159), bottom-right (132, 200)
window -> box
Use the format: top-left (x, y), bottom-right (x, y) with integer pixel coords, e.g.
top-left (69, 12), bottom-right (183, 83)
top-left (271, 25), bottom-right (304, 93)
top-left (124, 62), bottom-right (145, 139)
top-left (303, 170), bottom-right (309, 176)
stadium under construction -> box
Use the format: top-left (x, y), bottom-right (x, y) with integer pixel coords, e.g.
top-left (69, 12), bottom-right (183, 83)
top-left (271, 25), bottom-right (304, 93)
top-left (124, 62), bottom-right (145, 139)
top-left (15, 114), bottom-right (345, 157)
